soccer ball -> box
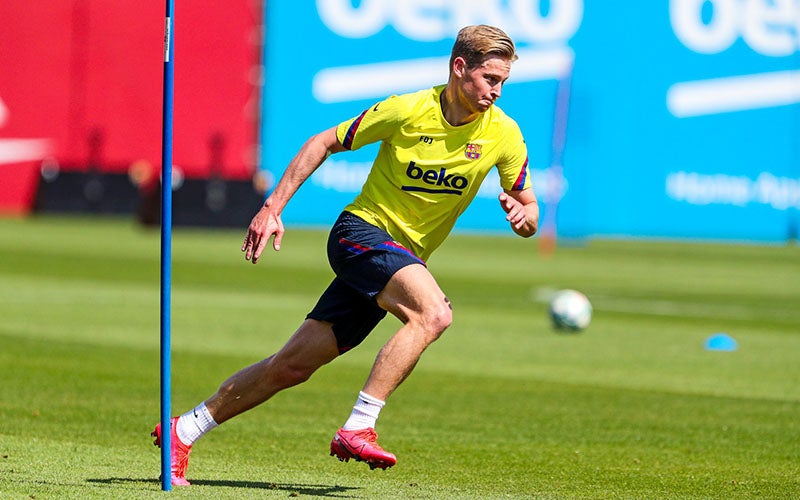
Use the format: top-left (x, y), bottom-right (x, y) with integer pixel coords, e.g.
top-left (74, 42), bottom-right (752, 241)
top-left (549, 289), bottom-right (592, 331)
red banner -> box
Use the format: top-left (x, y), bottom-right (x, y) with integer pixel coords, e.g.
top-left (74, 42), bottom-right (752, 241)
top-left (0, 1), bottom-right (262, 213)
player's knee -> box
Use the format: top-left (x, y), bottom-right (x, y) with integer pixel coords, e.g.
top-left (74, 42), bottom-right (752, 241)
top-left (422, 300), bottom-right (452, 341)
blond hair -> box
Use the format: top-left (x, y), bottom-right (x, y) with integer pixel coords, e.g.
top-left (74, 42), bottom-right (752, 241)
top-left (449, 25), bottom-right (517, 70)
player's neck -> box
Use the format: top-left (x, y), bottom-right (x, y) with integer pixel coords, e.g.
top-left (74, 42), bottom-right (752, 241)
top-left (440, 87), bottom-right (479, 127)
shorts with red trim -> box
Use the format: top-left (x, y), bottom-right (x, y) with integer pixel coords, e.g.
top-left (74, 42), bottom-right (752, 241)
top-left (307, 211), bottom-right (425, 354)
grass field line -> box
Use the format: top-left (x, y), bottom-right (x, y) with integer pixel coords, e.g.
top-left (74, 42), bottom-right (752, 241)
top-left (531, 286), bottom-right (795, 321)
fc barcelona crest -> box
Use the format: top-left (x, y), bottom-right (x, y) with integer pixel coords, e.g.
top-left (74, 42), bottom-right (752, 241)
top-left (464, 143), bottom-right (482, 160)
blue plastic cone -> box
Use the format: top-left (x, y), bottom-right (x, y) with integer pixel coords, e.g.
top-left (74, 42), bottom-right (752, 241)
top-left (704, 333), bottom-right (738, 352)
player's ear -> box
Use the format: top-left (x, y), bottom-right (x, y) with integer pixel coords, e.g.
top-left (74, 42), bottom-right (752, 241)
top-left (452, 56), bottom-right (467, 78)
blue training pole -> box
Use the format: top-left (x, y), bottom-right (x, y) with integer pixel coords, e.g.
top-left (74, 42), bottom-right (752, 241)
top-left (160, 0), bottom-right (175, 492)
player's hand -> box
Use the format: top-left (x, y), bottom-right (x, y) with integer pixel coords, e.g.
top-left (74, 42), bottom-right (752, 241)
top-left (241, 203), bottom-right (284, 264)
top-left (498, 192), bottom-right (527, 230)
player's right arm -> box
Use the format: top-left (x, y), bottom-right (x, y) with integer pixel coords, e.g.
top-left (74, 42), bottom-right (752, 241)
top-left (242, 126), bottom-right (344, 264)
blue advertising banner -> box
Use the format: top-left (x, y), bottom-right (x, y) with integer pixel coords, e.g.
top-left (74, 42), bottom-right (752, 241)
top-left (261, 0), bottom-right (799, 242)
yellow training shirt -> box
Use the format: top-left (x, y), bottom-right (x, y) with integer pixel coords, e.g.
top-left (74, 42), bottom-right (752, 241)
top-left (336, 85), bottom-right (530, 262)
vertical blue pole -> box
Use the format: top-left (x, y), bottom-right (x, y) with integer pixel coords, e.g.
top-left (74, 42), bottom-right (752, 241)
top-left (160, 0), bottom-right (175, 492)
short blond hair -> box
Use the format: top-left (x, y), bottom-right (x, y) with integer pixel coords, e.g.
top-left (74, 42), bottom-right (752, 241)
top-left (449, 25), bottom-right (517, 70)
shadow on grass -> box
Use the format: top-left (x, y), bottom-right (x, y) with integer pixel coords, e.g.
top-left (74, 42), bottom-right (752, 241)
top-left (87, 477), bottom-right (362, 497)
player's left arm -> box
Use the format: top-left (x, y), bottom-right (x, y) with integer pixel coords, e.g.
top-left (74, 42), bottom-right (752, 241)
top-left (494, 116), bottom-right (537, 237)
top-left (499, 187), bottom-right (539, 238)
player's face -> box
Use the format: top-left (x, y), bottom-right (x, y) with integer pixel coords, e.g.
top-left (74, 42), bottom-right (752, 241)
top-left (459, 56), bottom-right (511, 113)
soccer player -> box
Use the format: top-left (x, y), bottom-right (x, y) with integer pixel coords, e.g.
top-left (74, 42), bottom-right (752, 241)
top-left (152, 24), bottom-right (539, 485)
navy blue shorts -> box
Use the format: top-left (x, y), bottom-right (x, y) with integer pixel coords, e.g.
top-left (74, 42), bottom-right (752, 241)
top-left (307, 211), bottom-right (426, 354)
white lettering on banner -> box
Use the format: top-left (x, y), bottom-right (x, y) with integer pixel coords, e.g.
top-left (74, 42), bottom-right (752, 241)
top-left (668, 0), bottom-right (800, 117)
top-left (671, 0), bottom-right (799, 56)
top-left (742, 0), bottom-right (798, 56)
top-left (316, 0), bottom-right (583, 44)
top-left (671, 0), bottom-right (739, 54)
top-left (666, 171), bottom-right (800, 210)
top-left (312, 0), bottom-right (581, 103)
top-left (313, 159), bottom-right (560, 202)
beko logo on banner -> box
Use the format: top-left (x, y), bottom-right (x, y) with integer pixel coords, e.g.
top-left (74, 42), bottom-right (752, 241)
top-left (312, 0), bottom-right (583, 103)
top-left (317, 0), bottom-right (582, 43)
top-left (667, 0), bottom-right (800, 117)
top-left (672, 0), bottom-right (799, 56)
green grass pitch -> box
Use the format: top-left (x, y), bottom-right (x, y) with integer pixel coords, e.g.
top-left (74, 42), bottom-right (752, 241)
top-left (0, 215), bottom-right (798, 499)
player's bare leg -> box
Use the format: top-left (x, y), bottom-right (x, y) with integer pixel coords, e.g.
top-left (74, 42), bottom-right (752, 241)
top-left (154, 320), bottom-right (338, 485)
top-left (367, 263), bottom-right (452, 400)
top-left (331, 264), bottom-right (452, 469)
top-left (205, 319), bottom-right (340, 423)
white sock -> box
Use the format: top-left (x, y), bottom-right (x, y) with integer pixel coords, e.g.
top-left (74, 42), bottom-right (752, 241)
top-left (342, 391), bottom-right (385, 431)
top-left (176, 402), bottom-right (218, 445)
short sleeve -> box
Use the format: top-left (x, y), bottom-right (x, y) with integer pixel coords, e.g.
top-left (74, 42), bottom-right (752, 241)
top-left (336, 94), bottom-right (407, 151)
top-left (496, 121), bottom-right (531, 191)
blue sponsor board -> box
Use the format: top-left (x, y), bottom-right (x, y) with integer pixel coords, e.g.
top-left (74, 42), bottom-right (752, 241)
top-left (262, 0), bottom-right (799, 242)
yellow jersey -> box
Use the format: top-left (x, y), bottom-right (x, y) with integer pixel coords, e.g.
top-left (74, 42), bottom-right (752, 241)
top-left (336, 85), bottom-right (530, 262)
